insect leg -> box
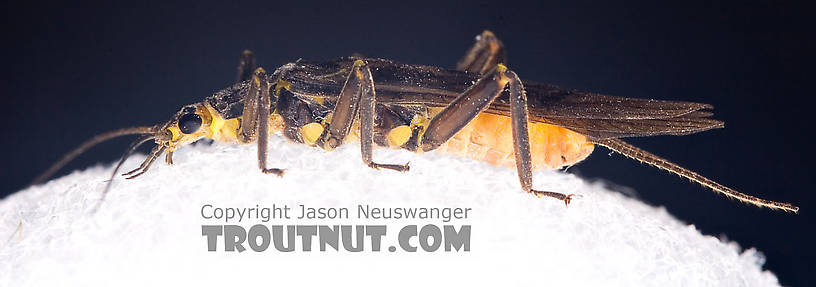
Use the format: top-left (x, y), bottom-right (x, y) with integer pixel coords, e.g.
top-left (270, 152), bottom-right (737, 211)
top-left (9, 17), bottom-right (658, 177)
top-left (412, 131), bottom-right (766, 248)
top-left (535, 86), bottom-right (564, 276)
top-left (239, 72), bottom-right (260, 144)
top-left (316, 59), bottom-right (409, 171)
top-left (456, 30), bottom-right (506, 75)
top-left (358, 63), bottom-right (410, 171)
top-left (421, 64), bottom-right (574, 205)
top-left (256, 69), bottom-right (284, 176)
top-left (236, 50), bottom-right (257, 83)
top-left (240, 67), bottom-right (284, 176)
top-left (314, 59), bottom-right (362, 150)
top-left (420, 66), bottom-right (509, 152)
top-left (504, 68), bottom-right (576, 205)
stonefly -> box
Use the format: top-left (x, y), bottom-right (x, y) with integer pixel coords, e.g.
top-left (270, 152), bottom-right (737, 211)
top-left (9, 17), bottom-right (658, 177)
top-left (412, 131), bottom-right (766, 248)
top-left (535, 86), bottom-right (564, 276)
top-left (31, 30), bottom-right (798, 213)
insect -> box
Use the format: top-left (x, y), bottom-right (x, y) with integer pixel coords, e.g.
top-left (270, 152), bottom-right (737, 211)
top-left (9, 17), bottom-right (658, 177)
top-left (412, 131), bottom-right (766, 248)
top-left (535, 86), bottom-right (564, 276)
top-left (31, 30), bottom-right (798, 213)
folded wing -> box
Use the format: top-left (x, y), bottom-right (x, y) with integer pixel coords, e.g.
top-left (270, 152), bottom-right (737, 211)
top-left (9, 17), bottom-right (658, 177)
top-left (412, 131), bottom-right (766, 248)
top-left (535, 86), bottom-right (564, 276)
top-left (485, 82), bottom-right (724, 140)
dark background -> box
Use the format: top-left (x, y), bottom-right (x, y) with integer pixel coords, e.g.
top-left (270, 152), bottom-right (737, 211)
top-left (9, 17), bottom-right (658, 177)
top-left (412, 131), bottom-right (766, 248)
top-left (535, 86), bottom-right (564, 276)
top-left (3, 1), bottom-right (813, 285)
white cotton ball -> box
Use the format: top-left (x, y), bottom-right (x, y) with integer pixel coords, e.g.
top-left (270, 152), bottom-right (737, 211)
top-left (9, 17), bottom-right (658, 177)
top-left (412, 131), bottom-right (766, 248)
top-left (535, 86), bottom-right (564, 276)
top-left (0, 136), bottom-right (780, 286)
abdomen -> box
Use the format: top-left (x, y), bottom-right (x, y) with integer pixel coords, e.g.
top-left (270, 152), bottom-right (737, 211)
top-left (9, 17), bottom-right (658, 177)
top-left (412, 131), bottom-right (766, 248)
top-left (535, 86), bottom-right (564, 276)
top-left (432, 111), bottom-right (595, 170)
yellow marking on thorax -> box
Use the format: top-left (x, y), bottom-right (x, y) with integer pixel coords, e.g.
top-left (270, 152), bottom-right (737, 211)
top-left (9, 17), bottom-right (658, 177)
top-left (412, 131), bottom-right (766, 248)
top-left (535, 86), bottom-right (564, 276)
top-left (275, 79), bottom-right (291, 96)
top-left (341, 113), bottom-right (426, 149)
top-left (429, 107), bottom-right (595, 170)
top-left (387, 125), bottom-right (412, 147)
top-left (203, 103), bottom-right (284, 144)
top-left (300, 122), bottom-right (324, 145)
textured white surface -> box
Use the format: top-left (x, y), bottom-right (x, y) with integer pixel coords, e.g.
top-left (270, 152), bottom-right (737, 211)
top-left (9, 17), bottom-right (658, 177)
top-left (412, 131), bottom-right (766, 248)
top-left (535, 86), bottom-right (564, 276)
top-left (1, 136), bottom-right (780, 286)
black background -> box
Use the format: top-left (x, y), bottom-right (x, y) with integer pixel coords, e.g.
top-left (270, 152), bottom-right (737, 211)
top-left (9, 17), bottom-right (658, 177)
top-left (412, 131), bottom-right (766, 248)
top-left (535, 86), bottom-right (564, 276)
top-left (3, 1), bottom-right (813, 285)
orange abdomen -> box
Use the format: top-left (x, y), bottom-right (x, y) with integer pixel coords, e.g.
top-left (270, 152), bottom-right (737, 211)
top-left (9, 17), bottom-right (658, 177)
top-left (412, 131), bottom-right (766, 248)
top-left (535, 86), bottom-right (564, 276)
top-left (433, 112), bottom-right (595, 170)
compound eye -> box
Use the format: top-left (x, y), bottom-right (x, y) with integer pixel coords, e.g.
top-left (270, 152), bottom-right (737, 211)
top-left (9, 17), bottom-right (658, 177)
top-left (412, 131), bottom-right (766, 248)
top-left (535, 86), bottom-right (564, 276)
top-left (178, 113), bottom-right (202, 134)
